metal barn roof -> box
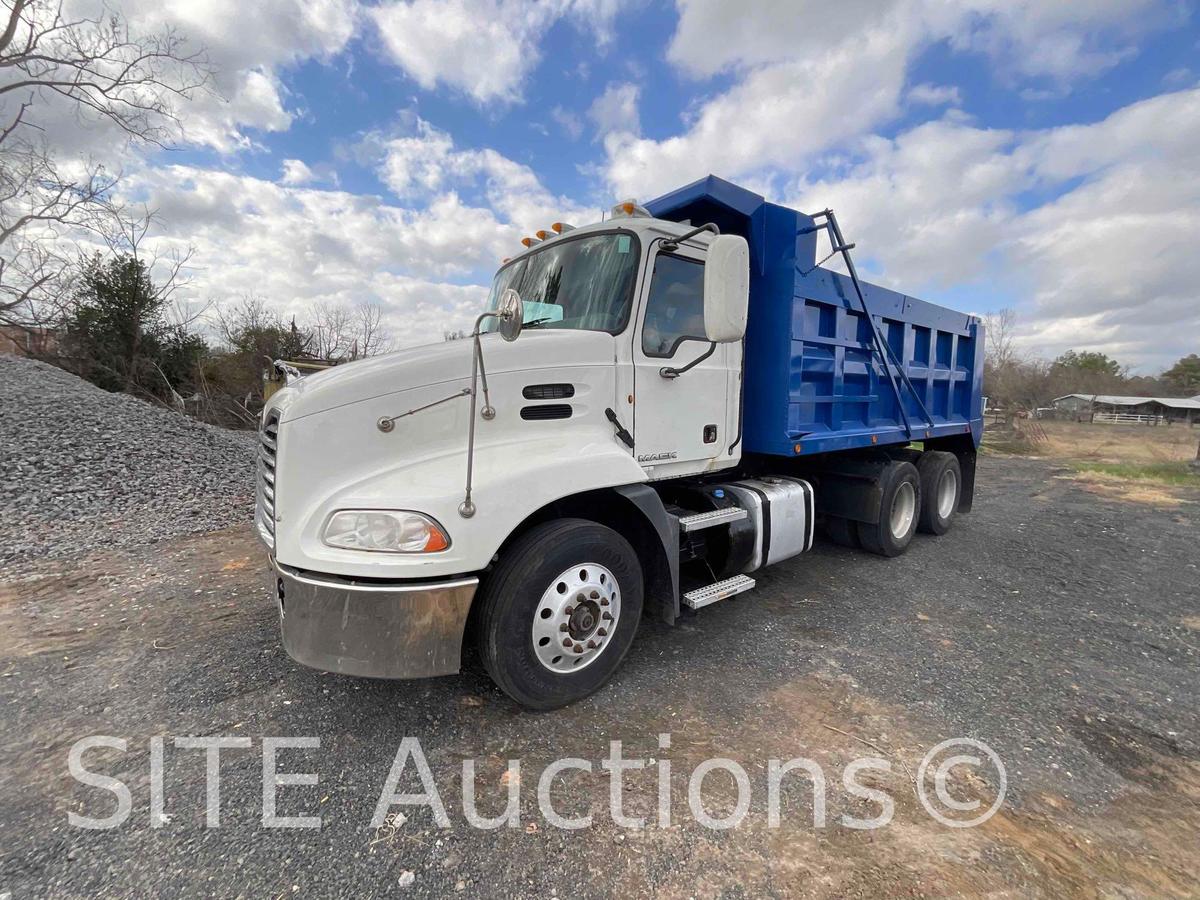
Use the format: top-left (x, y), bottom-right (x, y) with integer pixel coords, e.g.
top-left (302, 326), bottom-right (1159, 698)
top-left (1052, 394), bottom-right (1200, 409)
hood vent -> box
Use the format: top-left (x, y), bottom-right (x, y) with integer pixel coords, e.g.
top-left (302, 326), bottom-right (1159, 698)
top-left (521, 404), bottom-right (572, 421)
top-left (523, 383), bottom-right (574, 400)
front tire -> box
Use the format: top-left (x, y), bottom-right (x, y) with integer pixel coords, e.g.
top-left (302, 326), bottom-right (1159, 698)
top-left (474, 518), bottom-right (643, 710)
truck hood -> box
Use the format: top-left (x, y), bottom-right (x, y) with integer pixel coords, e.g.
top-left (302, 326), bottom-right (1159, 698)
top-left (273, 329), bottom-right (618, 423)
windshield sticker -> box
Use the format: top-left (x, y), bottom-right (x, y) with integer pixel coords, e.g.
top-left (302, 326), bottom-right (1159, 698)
top-left (617, 235), bottom-right (631, 254)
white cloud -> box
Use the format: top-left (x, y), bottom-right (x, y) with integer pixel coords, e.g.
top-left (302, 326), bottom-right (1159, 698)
top-left (10, 1), bottom-right (361, 158)
top-left (369, 0), bottom-right (629, 104)
top-left (128, 0), bottom-right (360, 151)
top-left (785, 88), bottom-right (1200, 370)
top-left (604, 22), bottom-right (914, 200)
top-left (588, 82), bottom-right (640, 137)
top-left (122, 164), bottom-right (507, 345)
top-left (603, 0), bottom-right (1178, 200)
top-left (907, 82), bottom-right (962, 107)
top-left (551, 106), bottom-right (584, 140)
top-left (280, 159), bottom-right (317, 185)
top-left (364, 117), bottom-right (596, 231)
top-left (667, 0), bottom-right (1171, 83)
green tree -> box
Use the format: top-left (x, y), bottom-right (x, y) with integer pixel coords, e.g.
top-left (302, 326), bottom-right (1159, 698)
top-left (1048, 349), bottom-right (1127, 399)
top-left (63, 253), bottom-right (207, 399)
top-left (1162, 354), bottom-right (1200, 395)
top-left (1051, 350), bottom-right (1123, 378)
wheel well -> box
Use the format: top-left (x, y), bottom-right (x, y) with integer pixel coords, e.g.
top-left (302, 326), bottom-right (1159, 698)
top-left (486, 487), bottom-right (678, 626)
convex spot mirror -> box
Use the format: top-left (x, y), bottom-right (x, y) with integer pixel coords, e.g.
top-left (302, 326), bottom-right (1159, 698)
top-left (497, 288), bottom-right (524, 342)
top-left (704, 234), bottom-right (750, 343)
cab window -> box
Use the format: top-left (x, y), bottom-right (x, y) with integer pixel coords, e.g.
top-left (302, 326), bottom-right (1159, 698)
top-left (642, 254), bottom-right (706, 357)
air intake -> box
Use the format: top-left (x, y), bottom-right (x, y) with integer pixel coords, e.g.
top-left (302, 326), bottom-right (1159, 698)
top-left (523, 383), bottom-right (575, 400)
top-left (521, 404), bottom-right (572, 421)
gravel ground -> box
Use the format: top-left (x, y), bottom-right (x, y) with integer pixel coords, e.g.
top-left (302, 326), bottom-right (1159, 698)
top-left (1, 455), bottom-right (1197, 897)
top-left (0, 354), bottom-right (256, 575)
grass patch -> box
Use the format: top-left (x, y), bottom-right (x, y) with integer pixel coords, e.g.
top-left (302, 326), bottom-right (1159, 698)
top-left (1071, 461), bottom-right (1199, 486)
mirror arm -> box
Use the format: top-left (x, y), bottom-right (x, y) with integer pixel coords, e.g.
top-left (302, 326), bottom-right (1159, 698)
top-left (659, 342), bottom-right (716, 379)
top-left (660, 222), bottom-right (719, 252)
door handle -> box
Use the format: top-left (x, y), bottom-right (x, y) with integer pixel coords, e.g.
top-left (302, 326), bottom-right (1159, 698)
top-left (659, 342), bottom-right (716, 378)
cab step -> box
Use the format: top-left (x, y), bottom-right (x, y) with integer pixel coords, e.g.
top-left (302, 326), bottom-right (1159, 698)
top-left (682, 574), bottom-right (756, 610)
top-left (678, 507), bottom-right (747, 532)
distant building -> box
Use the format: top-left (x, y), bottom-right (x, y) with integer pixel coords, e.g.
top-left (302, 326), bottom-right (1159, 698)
top-left (1050, 393), bottom-right (1200, 424)
top-left (0, 325), bottom-right (60, 358)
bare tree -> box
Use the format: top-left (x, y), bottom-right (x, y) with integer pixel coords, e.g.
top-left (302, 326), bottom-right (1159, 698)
top-left (307, 301), bottom-right (353, 361)
top-left (982, 308), bottom-right (1018, 370)
top-left (0, 0), bottom-right (212, 325)
top-left (351, 300), bottom-right (393, 358)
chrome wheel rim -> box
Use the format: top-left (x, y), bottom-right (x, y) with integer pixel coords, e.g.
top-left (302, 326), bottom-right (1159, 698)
top-left (890, 481), bottom-right (917, 539)
top-left (532, 563), bottom-right (620, 674)
top-left (937, 469), bottom-right (958, 519)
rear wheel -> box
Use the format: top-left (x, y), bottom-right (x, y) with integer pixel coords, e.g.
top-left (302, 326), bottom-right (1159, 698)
top-left (474, 518), bottom-right (643, 710)
top-left (917, 451), bottom-right (961, 535)
top-left (855, 460), bottom-right (921, 557)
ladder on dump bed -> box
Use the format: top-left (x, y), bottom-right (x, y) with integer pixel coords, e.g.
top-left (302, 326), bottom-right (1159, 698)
top-left (800, 211), bottom-right (935, 440)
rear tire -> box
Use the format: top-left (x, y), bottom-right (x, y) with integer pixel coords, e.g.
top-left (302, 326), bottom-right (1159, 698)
top-left (855, 461), bottom-right (921, 557)
top-left (823, 516), bottom-right (860, 549)
top-left (474, 518), bottom-right (643, 710)
top-left (917, 451), bottom-right (961, 535)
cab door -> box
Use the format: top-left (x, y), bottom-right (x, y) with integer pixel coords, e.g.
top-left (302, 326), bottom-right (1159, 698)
top-left (631, 243), bottom-right (732, 477)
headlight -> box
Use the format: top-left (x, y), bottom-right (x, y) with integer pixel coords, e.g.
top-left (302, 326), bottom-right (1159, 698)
top-left (321, 510), bottom-right (450, 553)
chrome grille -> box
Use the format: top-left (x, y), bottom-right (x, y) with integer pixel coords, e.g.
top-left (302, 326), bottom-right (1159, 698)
top-left (257, 411), bottom-right (280, 542)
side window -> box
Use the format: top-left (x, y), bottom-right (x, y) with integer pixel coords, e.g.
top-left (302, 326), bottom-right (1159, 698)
top-left (641, 255), bottom-right (706, 357)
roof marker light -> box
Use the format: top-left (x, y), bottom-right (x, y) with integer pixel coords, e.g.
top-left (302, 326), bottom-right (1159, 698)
top-left (535, 229), bottom-right (552, 241)
top-left (611, 200), bottom-right (650, 218)
top-left (521, 236), bottom-right (540, 248)
top-left (552, 222), bottom-right (574, 233)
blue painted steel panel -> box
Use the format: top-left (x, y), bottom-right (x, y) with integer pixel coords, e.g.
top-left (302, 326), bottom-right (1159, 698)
top-left (647, 176), bottom-right (985, 458)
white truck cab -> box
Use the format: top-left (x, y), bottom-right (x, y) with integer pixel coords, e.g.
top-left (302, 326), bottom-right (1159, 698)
top-left (258, 180), bottom-right (981, 709)
top-left (260, 207), bottom-right (755, 707)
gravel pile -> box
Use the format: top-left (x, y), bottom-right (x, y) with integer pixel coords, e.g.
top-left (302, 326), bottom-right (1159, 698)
top-left (0, 353), bottom-right (258, 575)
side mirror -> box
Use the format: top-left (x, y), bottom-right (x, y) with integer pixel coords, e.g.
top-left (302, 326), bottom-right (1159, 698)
top-left (496, 288), bottom-right (523, 342)
top-left (704, 234), bottom-right (750, 343)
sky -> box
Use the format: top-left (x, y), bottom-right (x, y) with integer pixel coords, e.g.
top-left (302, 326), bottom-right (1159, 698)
top-left (33, 0), bottom-right (1200, 371)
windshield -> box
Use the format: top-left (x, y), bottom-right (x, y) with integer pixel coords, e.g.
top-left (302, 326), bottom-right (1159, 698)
top-left (482, 232), bottom-right (640, 334)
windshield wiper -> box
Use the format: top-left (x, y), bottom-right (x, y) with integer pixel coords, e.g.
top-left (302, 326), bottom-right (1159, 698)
top-left (523, 317), bottom-right (556, 329)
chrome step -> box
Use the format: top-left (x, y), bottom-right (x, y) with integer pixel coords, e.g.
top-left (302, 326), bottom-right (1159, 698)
top-left (682, 574), bottom-right (756, 610)
top-left (679, 507), bottom-right (748, 532)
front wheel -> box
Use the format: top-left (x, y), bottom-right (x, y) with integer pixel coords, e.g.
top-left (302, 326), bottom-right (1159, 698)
top-left (474, 518), bottom-right (643, 710)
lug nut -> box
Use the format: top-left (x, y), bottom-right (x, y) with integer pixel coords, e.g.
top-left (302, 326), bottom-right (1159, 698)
top-left (600, 599), bottom-right (609, 606)
top-left (564, 606), bottom-right (574, 615)
top-left (563, 638), bottom-right (572, 648)
top-left (559, 623), bottom-right (569, 632)
top-left (587, 640), bottom-right (597, 649)
top-left (598, 627), bottom-right (608, 636)
top-left (574, 643), bottom-right (584, 653)
top-left (602, 612), bottom-right (613, 621)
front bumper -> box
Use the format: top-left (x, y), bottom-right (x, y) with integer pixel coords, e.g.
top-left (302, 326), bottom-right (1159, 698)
top-left (271, 559), bottom-right (478, 679)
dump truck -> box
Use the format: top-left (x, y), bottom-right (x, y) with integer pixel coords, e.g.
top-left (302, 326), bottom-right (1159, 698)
top-left (258, 175), bottom-right (984, 709)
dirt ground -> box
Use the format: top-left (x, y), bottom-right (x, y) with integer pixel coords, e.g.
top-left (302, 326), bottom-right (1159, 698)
top-left (1, 455), bottom-right (1198, 898)
top-left (1031, 420), bottom-right (1198, 465)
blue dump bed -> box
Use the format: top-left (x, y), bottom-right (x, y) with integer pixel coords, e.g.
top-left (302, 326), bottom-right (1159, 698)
top-left (647, 176), bottom-right (985, 458)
